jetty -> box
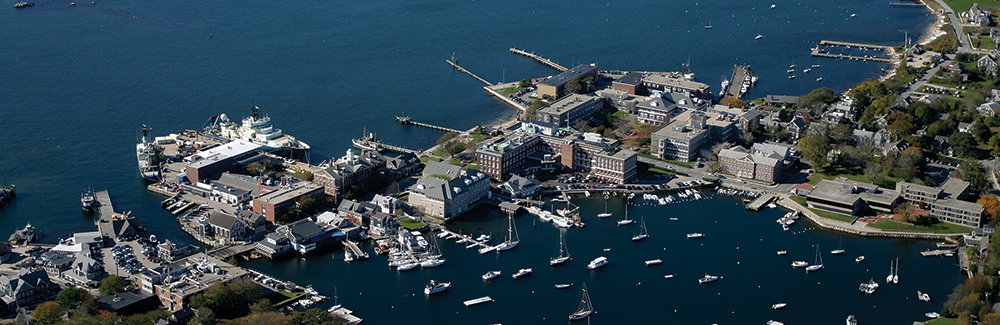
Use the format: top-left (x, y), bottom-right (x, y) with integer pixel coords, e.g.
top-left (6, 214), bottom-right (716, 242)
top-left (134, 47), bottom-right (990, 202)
top-left (746, 193), bottom-right (776, 211)
top-left (396, 116), bottom-right (463, 134)
top-left (811, 40), bottom-right (894, 63)
top-left (509, 47), bottom-right (568, 72)
top-left (889, 1), bottom-right (925, 7)
top-left (343, 240), bottom-right (369, 260)
top-left (723, 65), bottom-right (751, 98)
top-left (446, 59), bottom-right (492, 86)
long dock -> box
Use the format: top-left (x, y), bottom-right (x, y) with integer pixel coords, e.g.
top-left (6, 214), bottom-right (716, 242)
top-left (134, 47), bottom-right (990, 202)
top-left (812, 40), bottom-right (894, 63)
top-left (509, 47), bottom-right (568, 72)
top-left (396, 116), bottom-right (462, 133)
top-left (95, 190), bottom-right (115, 220)
top-left (343, 240), bottom-right (369, 259)
top-left (446, 59), bottom-right (492, 86)
top-left (723, 65), bottom-right (751, 99)
top-left (819, 40), bottom-right (894, 51)
top-left (889, 1), bottom-right (925, 7)
top-left (746, 193), bottom-right (776, 211)
top-left (811, 50), bottom-right (892, 63)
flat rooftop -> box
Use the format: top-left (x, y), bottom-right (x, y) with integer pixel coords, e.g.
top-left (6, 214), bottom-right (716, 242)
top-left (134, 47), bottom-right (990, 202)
top-left (540, 64), bottom-right (599, 87)
top-left (539, 94), bottom-right (599, 115)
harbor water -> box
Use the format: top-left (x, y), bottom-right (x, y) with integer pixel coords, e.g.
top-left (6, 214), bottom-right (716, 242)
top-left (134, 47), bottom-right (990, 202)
top-left (0, 0), bottom-right (947, 323)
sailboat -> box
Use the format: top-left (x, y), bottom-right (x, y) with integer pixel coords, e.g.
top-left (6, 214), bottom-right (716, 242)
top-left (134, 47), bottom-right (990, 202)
top-left (550, 232), bottom-right (571, 266)
top-left (892, 257), bottom-right (899, 284)
top-left (327, 287), bottom-right (341, 313)
top-left (617, 200), bottom-right (633, 226)
top-left (568, 283), bottom-right (595, 321)
top-left (495, 215), bottom-right (520, 251)
top-left (597, 192), bottom-right (612, 218)
top-left (886, 259), bottom-right (895, 283)
top-left (805, 245), bottom-right (823, 272)
top-left (632, 217), bottom-right (648, 241)
top-left (704, 19), bottom-right (713, 29)
top-left (831, 238), bottom-right (845, 255)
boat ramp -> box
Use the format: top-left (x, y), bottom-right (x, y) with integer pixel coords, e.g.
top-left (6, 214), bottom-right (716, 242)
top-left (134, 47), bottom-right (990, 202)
top-left (746, 193), bottom-right (777, 211)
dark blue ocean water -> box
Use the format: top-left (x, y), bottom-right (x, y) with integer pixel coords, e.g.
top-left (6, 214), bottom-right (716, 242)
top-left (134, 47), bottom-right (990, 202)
top-left (0, 0), bottom-right (944, 322)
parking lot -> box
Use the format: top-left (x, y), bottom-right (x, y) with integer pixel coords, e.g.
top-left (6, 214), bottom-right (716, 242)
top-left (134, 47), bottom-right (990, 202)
top-left (100, 236), bottom-right (168, 278)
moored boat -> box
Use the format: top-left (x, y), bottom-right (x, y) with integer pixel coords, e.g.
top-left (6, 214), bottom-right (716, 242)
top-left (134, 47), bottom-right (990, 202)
top-left (424, 280), bottom-right (451, 295)
top-left (645, 259), bottom-right (662, 266)
top-left (136, 125), bottom-right (162, 182)
top-left (587, 257), bottom-right (608, 270)
top-left (772, 302), bottom-right (787, 309)
top-left (206, 102), bottom-right (311, 159)
top-left (856, 256), bottom-right (865, 263)
top-left (568, 283), bottom-right (594, 321)
top-left (698, 274), bottom-right (720, 284)
top-left (791, 260), bottom-right (808, 268)
top-left (81, 188), bottom-right (96, 212)
top-left (777, 250), bottom-right (787, 255)
top-left (464, 296), bottom-right (493, 306)
top-left (555, 283), bottom-right (573, 289)
top-left (512, 268), bottom-right (533, 279)
top-left (686, 233), bottom-right (704, 239)
top-left (482, 270), bottom-right (500, 280)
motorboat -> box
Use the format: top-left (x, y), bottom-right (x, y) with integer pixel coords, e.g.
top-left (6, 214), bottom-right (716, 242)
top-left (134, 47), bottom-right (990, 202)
top-left (855, 256), bottom-right (865, 263)
top-left (663, 274), bottom-right (675, 279)
top-left (771, 302), bottom-right (787, 310)
top-left (770, 4), bottom-right (776, 8)
top-left (755, 34), bottom-right (764, 40)
top-left (687, 233), bottom-right (704, 239)
top-left (424, 280), bottom-right (451, 295)
top-left (926, 312), bottom-right (940, 318)
top-left (464, 296), bottom-right (493, 306)
top-left (568, 283), bottom-right (594, 321)
top-left (788, 75), bottom-right (796, 79)
top-left (859, 279), bottom-right (879, 295)
top-left (81, 188), bottom-right (96, 212)
top-left (555, 283), bottom-right (573, 289)
top-left (420, 258), bottom-right (445, 268)
top-left (847, 315), bottom-right (858, 325)
top-left (513, 268), bottom-right (533, 279)
top-left (482, 270), bottom-right (501, 280)
top-left (918, 291), bottom-right (930, 301)
top-left (587, 257), bottom-right (608, 270)
top-left (791, 261), bottom-right (808, 268)
top-left (698, 274), bottom-right (720, 284)
top-left (645, 259), bottom-right (662, 266)
top-left (817, 77), bottom-right (823, 82)
top-left (767, 321), bottom-right (784, 325)
top-left (777, 250), bottom-right (787, 255)
top-left (831, 249), bottom-right (845, 255)
top-left (597, 212), bottom-right (612, 218)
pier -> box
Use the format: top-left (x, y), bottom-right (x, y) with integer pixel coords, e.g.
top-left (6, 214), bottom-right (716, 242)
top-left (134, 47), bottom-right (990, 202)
top-left (446, 59), bottom-right (492, 86)
top-left (889, 1), bottom-right (925, 7)
top-left (811, 40), bottom-right (894, 63)
top-left (396, 116), bottom-right (463, 134)
top-left (509, 47), bottom-right (568, 72)
top-left (95, 190), bottom-right (115, 219)
top-left (723, 65), bottom-right (751, 98)
top-left (746, 193), bottom-right (776, 211)
top-left (343, 240), bottom-right (369, 260)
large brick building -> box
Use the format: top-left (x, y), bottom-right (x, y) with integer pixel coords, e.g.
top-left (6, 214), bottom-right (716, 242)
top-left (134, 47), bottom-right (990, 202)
top-left (717, 146), bottom-right (783, 182)
top-left (313, 149), bottom-right (385, 202)
top-left (251, 176), bottom-right (324, 223)
top-left (536, 64), bottom-right (599, 99)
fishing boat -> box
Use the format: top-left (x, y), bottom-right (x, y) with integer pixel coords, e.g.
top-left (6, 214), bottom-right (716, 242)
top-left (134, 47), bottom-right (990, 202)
top-left (136, 125), bottom-right (162, 182)
top-left (645, 259), bottom-right (662, 266)
top-left (587, 257), bottom-right (608, 270)
top-left (512, 268), bottom-right (532, 279)
top-left (495, 216), bottom-right (520, 251)
top-left (550, 233), bottom-right (571, 266)
top-left (568, 283), bottom-right (595, 321)
top-left (632, 217), bottom-right (649, 241)
top-left (791, 260), bottom-right (808, 268)
top-left (772, 302), bottom-right (787, 310)
top-left (206, 102), bottom-right (311, 159)
top-left (698, 274), bottom-right (720, 284)
top-left (464, 296), bottom-right (493, 306)
top-left (777, 250), bottom-right (787, 255)
top-left (555, 283), bottom-right (573, 289)
top-left (686, 233), bottom-right (704, 239)
top-left (482, 270), bottom-right (501, 280)
top-left (806, 245), bottom-right (824, 272)
top-left (856, 256), bottom-right (865, 263)
top-left (859, 279), bottom-right (878, 295)
top-left (424, 280), bottom-right (451, 295)
top-left (81, 188), bottom-right (96, 212)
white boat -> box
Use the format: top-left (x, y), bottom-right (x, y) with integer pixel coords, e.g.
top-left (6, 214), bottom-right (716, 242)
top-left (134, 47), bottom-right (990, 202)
top-left (812, 64), bottom-right (821, 68)
top-left (645, 259), bottom-right (662, 266)
top-left (788, 75), bottom-right (796, 79)
top-left (669, 217), bottom-right (678, 221)
top-left (918, 291), bottom-right (930, 301)
top-left (617, 201), bottom-right (633, 225)
top-left (476, 234), bottom-right (491, 242)
top-left (664, 274), bottom-right (675, 279)
top-left (817, 77), bottom-right (823, 82)
top-left (847, 314), bottom-right (858, 325)
top-left (926, 312), bottom-right (940, 318)
top-left (831, 249), bottom-right (845, 255)
top-left (803, 68), bottom-right (811, 73)
top-left (893, 257), bottom-right (899, 284)
top-left (464, 296), bottom-right (493, 306)
top-left (397, 262), bottom-right (418, 271)
top-left (806, 245), bottom-right (824, 272)
top-left (495, 216), bottom-right (520, 251)
top-left (859, 279), bottom-right (879, 295)
top-left (424, 280), bottom-right (451, 295)
top-left (767, 202), bottom-right (777, 209)
top-left (344, 251), bottom-right (354, 262)
top-left (513, 268), bottom-right (533, 279)
top-left (550, 233), bottom-right (571, 266)
top-left (568, 283), bottom-right (595, 321)
top-left (698, 274), bottom-right (720, 284)
top-left (598, 192), bottom-right (612, 218)
top-left (687, 233), bottom-right (704, 239)
top-left (855, 256), bottom-right (865, 263)
top-left (482, 270), bottom-right (501, 280)
top-left (887, 259), bottom-right (896, 284)
top-left (767, 321), bottom-right (784, 325)
top-left (770, 4), bottom-right (776, 8)
top-left (791, 261), bottom-right (808, 268)
top-left (587, 257), bottom-right (608, 270)
top-left (81, 188), bottom-right (96, 212)
top-left (789, 64), bottom-right (796, 69)
top-left (632, 217), bottom-right (649, 241)
top-left (478, 245), bottom-right (495, 254)
top-left (420, 258), bottom-right (445, 268)
top-left (555, 283), bottom-right (573, 289)
top-left (136, 125), bottom-right (162, 182)
top-left (777, 250), bottom-right (787, 255)
top-left (596, 212), bottom-right (612, 218)
top-left (850, 13), bottom-right (857, 17)
top-left (755, 34), bottom-right (764, 40)
top-left (771, 302), bottom-right (787, 310)
top-left (786, 69), bottom-right (795, 73)
top-left (209, 103), bottom-right (310, 159)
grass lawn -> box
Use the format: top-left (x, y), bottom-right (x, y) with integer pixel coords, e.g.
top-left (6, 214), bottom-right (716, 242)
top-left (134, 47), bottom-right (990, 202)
top-left (806, 167), bottom-right (872, 185)
top-left (397, 193), bottom-right (409, 201)
top-left (463, 163), bottom-right (478, 170)
top-left (420, 157), bottom-right (441, 163)
top-left (982, 36), bottom-right (997, 50)
top-left (666, 159), bottom-right (696, 168)
top-left (432, 148), bottom-right (449, 158)
top-left (927, 317), bottom-right (961, 325)
top-left (946, 0), bottom-right (1000, 13)
top-left (785, 195), bottom-right (858, 223)
top-left (789, 195), bottom-right (808, 206)
top-left (868, 218), bottom-right (973, 234)
top-left (399, 218), bottom-right (427, 230)
top-left (498, 86), bottom-right (523, 95)
top-left (648, 167), bottom-right (688, 177)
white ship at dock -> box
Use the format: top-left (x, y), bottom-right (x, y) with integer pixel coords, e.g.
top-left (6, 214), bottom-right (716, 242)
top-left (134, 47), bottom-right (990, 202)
top-left (206, 102), bottom-right (311, 159)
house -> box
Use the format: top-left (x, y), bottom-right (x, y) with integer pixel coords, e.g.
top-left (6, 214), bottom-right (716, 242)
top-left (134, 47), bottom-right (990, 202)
top-left (970, 3), bottom-right (992, 27)
top-left (110, 217), bottom-right (144, 241)
top-left (384, 152), bottom-right (421, 180)
top-left (764, 95), bottom-right (801, 107)
top-left (236, 209), bottom-right (268, 236)
top-left (157, 240), bottom-right (198, 262)
top-left (977, 102), bottom-right (1000, 117)
top-left (958, 121), bottom-right (976, 133)
top-left (40, 251), bottom-right (74, 277)
top-left (275, 218), bottom-right (345, 254)
top-left (205, 212), bottom-right (247, 243)
top-left (371, 194), bottom-right (402, 214)
top-left (978, 49), bottom-right (1000, 76)
top-left (63, 253), bottom-right (105, 287)
top-left (785, 117), bottom-right (805, 139)
top-left (501, 175), bottom-right (541, 198)
top-left (407, 161), bottom-right (490, 219)
top-left (806, 178), bottom-right (901, 216)
top-left (314, 211), bottom-right (362, 238)
top-left (824, 97), bottom-right (855, 123)
top-left (369, 212), bottom-right (398, 237)
top-left (0, 269), bottom-right (59, 309)
top-left (254, 233), bottom-right (292, 259)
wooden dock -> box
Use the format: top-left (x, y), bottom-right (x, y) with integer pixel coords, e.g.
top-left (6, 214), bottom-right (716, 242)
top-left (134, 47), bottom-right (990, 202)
top-left (509, 47), bottom-right (568, 72)
top-left (343, 240), bottom-right (369, 260)
top-left (396, 116), bottom-right (463, 133)
top-left (811, 50), bottom-right (892, 63)
top-left (446, 59), bottom-right (492, 86)
top-left (723, 65), bottom-right (751, 98)
top-left (746, 193), bottom-right (776, 211)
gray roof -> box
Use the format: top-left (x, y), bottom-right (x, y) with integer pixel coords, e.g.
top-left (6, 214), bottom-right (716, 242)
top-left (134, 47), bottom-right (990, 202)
top-left (505, 175), bottom-right (540, 193)
top-left (422, 161), bottom-right (466, 180)
top-left (539, 64), bottom-right (599, 87)
top-left (740, 110), bottom-right (762, 120)
top-left (934, 198), bottom-right (984, 211)
top-left (95, 290), bottom-right (154, 312)
top-left (719, 148), bottom-right (781, 168)
top-left (72, 254), bottom-right (101, 273)
top-left (765, 95), bottom-right (801, 105)
top-left (809, 179), bottom-right (900, 206)
top-left (752, 143), bottom-right (789, 159)
top-left (941, 177), bottom-right (970, 197)
top-left (787, 117), bottom-right (805, 130)
top-left (207, 212), bottom-right (240, 230)
top-left (613, 72), bottom-right (644, 86)
top-left (73, 231), bottom-right (103, 245)
top-left (289, 221), bottom-right (323, 240)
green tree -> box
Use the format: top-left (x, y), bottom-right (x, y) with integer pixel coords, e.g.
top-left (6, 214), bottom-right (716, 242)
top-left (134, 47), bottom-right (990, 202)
top-left (32, 301), bottom-right (64, 325)
top-left (888, 118), bottom-right (918, 141)
top-left (949, 132), bottom-right (979, 158)
top-left (955, 161), bottom-right (991, 192)
top-left (973, 122), bottom-right (992, 143)
top-left (798, 133), bottom-right (832, 169)
top-left (290, 308), bottom-right (336, 325)
top-left (989, 134), bottom-right (1000, 155)
top-left (249, 298), bottom-right (275, 314)
top-left (909, 102), bottom-right (936, 127)
top-left (527, 99), bottom-right (545, 120)
top-left (99, 275), bottom-right (128, 297)
top-left (436, 132), bottom-right (458, 146)
top-left (802, 87), bottom-right (837, 109)
top-left (443, 140), bottom-right (467, 157)
top-left (829, 124), bottom-right (854, 145)
top-left (56, 287), bottom-right (91, 309)
top-left (518, 79), bottom-right (531, 89)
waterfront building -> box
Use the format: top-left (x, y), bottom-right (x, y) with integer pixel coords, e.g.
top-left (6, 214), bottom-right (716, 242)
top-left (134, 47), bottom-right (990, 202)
top-left (635, 92), bottom-right (706, 126)
top-left (764, 95), bottom-right (801, 108)
top-left (204, 211), bottom-right (248, 244)
top-left (337, 199), bottom-right (378, 228)
top-left (536, 94), bottom-right (603, 128)
top-left (970, 3), bottom-right (992, 27)
top-left (156, 240), bottom-right (198, 262)
top-left (313, 149), bottom-right (386, 203)
top-left (369, 212), bottom-right (398, 237)
top-left (501, 175), bottom-right (541, 198)
top-left (896, 178), bottom-right (983, 227)
top-left (612, 72), bottom-right (646, 95)
top-left (595, 89), bottom-right (642, 113)
top-left (208, 183), bottom-right (251, 205)
top-left (254, 233), bottom-right (291, 259)
top-left (274, 217), bottom-right (346, 254)
top-left (384, 152), bottom-right (421, 180)
top-left (0, 269), bottom-right (58, 310)
top-left (407, 161), bottom-right (489, 219)
top-left (236, 209), bottom-right (268, 236)
top-left (40, 251), bottom-right (74, 277)
top-left (650, 111), bottom-right (709, 162)
top-left (806, 178), bottom-right (900, 215)
top-left (639, 73), bottom-right (711, 99)
top-left (139, 253), bottom-right (249, 312)
top-left (63, 253), bottom-right (105, 287)
top-left (476, 132), bottom-right (545, 180)
top-left (251, 176), bottom-right (324, 223)
top-left (315, 211), bottom-right (363, 238)
top-left (109, 217), bottom-right (144, 241)
top-left (717, 146), bottom-right (783, 182)
top-left (73, 231), bottom-right (105, 249)
top-left (536, 64), bottom-right (599, 99)
top-left (183, 140), bottom-right (265, 185)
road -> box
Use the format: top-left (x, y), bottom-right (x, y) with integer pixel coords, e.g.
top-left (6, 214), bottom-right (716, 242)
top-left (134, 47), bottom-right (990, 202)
top-left (931, 0), bottom-right (971, 52)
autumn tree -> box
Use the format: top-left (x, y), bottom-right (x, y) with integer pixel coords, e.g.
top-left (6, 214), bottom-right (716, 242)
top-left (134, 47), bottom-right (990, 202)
top-left (798, 133), bottom-right (832, 169)
top-left (32, 301), bottom-right (64, 325)
top-left (720, 96), bottom-right (742, 108)
top-left (978, 195), bottom-right (1000, 223)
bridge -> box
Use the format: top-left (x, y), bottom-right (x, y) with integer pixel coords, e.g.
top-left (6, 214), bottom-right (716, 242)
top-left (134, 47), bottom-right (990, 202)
top-left (509, 47), bottom-right (568, 72)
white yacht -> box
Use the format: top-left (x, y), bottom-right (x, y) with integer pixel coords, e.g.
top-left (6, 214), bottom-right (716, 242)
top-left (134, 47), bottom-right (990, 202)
top-left (698, 274), bottom-right (720, 284)
top-left (645, 259), bottom-right (662, 266)
top-left (855, 256), bottom-right (865, 263)
top-left (482, 270), bottom-right (501, 280)
top-left (555, 283), bottom-right (573, 289)
top-left (859, 279), bottom-right (879, 295)
top-left (806, 245), bottom-right (824, 272)
top-left (687, 233), bottom-right (704, 239)
top-left (396, 261), bottom-right (418, 271)
top-left (209, 102), bottom-right (311, 159)
top-left (771, 302), bottom-right (787, 310)
top-left (847, 315), bottom-right (858, 325)
top-left (831, 249), bottom-right (845, 255)
top-left (791, 261), bottom-right (808, 268)
top-left (632, 217), bottom-right (649, 241)
top-left (420, 258), bottom-right (445, 268)
top-left (424, 280), bottom-right (451, 295)
top-left (568, 283), bottom-right (594, 321)
top-left (926, 312), bottom-right (940, 318)
top-left (587, 257), bottom-right (608, 270)
top-left (767, 321), bottom-right (784, 325)
top-left (755, 34), bottom-right (764, 40)
top-left (512, 268), bottom-right (533, 279)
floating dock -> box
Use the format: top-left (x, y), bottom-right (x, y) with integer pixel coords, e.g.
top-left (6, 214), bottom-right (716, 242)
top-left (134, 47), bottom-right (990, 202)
top-left (746, 193), bottom-right (776, 211)
top-left (723, 65), bottom-right (751, 99)
top-left (888, 1), bottom-right (925, 7)
top-left (811, 40), bottom-right (894, 63)
top-left (396, 116), bottom-right (462, 134)
top-left (509, 47), bottom-right (568, 72)
top-left (95, 190), bottom-right (115, 219)
top-left (463, 296), bottom-right (494, 306)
